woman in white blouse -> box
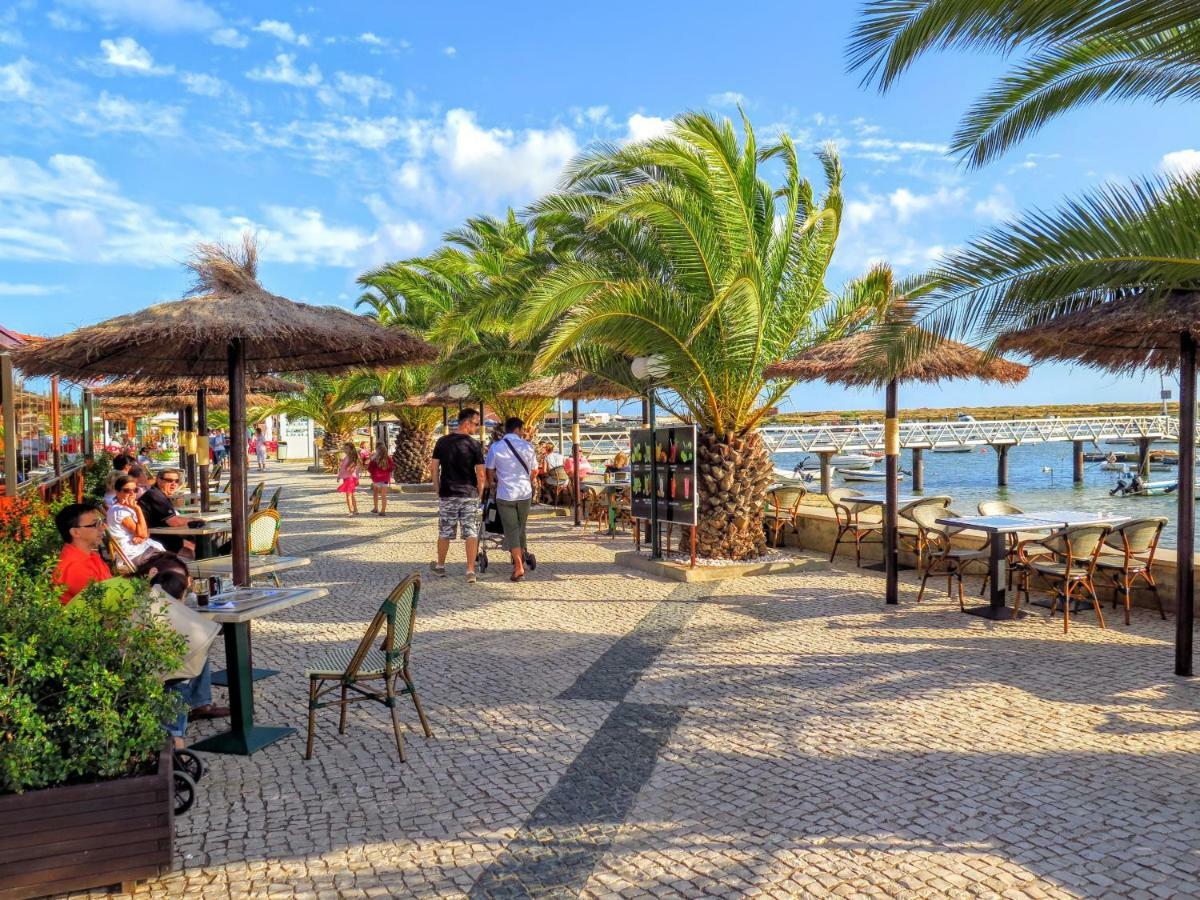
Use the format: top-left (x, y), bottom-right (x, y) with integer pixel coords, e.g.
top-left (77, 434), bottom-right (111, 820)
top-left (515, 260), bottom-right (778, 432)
top-left (106, 474), bottom-right (166, 566)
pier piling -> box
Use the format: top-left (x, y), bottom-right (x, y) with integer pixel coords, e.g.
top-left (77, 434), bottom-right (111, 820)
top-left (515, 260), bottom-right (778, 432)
top-left (1072, 440), bottom-right (1084, 484)
top-left (1137, 437), bottom-right (1152, 477)
top-left (995, 444), bottom-right (1010, 487)
top-left (910, 448), bottom-right (924, 492)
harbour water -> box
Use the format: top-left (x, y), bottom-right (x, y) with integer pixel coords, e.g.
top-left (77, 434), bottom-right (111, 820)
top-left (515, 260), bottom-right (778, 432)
top-left (772, 441), bottom-right (1191, 549)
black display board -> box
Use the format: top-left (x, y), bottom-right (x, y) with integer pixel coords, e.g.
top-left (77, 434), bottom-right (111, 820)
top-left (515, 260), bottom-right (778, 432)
top-left (629, 425), bottom-right (698, 525)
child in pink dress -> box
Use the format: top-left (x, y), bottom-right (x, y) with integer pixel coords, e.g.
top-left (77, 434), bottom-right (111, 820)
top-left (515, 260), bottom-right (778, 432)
top-left (336, 442), bottom-right (360, 516)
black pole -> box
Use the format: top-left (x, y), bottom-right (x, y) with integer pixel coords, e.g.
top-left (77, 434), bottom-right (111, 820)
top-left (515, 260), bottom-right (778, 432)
top-left (649, 389), bottom-right (661, 559)
top-left (571, 397), bottom-right (581, 527)
top-left (1138, 436), bottom-right (1152, 478)
top-left (1072, 440), bottom-right (1084, 484)
top-left (228, 338), bottom-right (249, 588)
top-left (184, 404), bottom-right (197, 494)
top-left (641, 396), bottom-right (650, 427)
top-left (197, 388), bottom-right (210, 513)
top-left (1176, 330), bottom-right (1195, 677)
top-left (884, 378), bottom-right (899, 606)
top-left (442, 406), bottom-right (449, 434)
top-left (910, 447), bottom-right (924, 492)
top-left (996, 444), bottom-right (1009, 487)
top-left (177, 409), bottom-right (186, 470)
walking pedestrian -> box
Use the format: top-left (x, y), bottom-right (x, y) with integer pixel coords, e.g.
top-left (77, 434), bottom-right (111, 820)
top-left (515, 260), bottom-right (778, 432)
top-left (367, 443), bottom-right (394, 516)
top-left (254, 426), bottom-right (268, 471)
top-left (429, 408), bottom-right (484, 583)
top-left (485, 417), bottom-right (537, 581)
top-left (337, 441), bottom-right (360, 516)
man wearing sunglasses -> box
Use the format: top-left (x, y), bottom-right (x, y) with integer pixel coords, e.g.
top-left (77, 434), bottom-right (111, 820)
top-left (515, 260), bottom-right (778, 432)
top-left (138, 468), bottom-right (195, 558)
top-left (53, 503), bottom-right (113, 604)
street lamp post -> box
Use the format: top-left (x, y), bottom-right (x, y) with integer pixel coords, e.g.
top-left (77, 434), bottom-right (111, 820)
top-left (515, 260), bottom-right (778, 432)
top-left (632, 355), bottom-right (669, 560)
top-left (366, 394), bottom-right (386, 453)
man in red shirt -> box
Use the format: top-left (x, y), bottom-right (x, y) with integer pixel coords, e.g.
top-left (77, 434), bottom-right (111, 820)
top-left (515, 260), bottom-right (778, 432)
top-left (53, 503), bottom-right (113, 604)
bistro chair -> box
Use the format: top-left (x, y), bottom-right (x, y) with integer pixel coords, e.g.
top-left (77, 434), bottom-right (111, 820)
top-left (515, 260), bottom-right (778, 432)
top-left (267, 486), bottom-right (283, 511)
top-left (544, 465), bottom-right (571, 506)
top-left (208, 462), bottom-right (223, 486)
top-left (248, 482), bottom-right (265, 513)
top-left (977, 499), bottom-right (1044, 584)
top-left (1014, 523), bottom-right (1111, 632)
top-left (303, 574), bottom-right (432, 761)
top-left (1095, 517), bottom-right (1168, 625)
top-left (977, 500), bottom-right (1022, 517)
top-left (897, 495), bottom-right (952, 567)
top-left (247, 508), bottom-right (283, 586)
top-left (828, 487), bottom-right (881, 567)
top-left (912, 505), bottom-right (990, 608)
top-left (764, 485), bottom-right (807, 547)
top-left (104, 532), bottom-right (138, 575)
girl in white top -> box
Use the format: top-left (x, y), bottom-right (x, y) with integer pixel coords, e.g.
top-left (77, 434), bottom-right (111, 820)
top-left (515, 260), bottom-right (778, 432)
top-left (106, 474), bottom-right (166, 567)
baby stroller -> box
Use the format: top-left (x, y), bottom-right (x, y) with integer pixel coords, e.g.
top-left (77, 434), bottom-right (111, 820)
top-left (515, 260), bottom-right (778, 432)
top-left (173, 747), bottom-right (205, 815)
top-left (477, 489), bottom-right (536, 574)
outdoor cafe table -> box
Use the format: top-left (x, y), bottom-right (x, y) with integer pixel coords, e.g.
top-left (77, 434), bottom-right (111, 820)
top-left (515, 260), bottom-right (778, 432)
top-left (936, 511), bottom-right (1128, 620)
top-left (848, 494), bottom-right (925, 572)
top-left (186, 554), bottom-right (311, 580)
top-left (582, 478), bottom-right (628, 536)
top-left (149, 523), bottom-right (228, 560)
top-left (186, 586), bottom-right (328, 756)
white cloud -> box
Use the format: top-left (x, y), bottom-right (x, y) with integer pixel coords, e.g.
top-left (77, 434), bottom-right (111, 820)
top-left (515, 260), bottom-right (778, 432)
top-left (973, 184), bottom-right (1016, 221)
top-left (99, 36), bottom-right (172, 74)
top-left (73, 90), bottom-right (181, 136)
top-left (625, 113), bottom-right (672, 143)
top-left (889, 185), bottom-right (966, 222)
top-left (333, 72), bottom-right (391, 105)
top-left (47, 9), bottom-right (87, 30)
top-left (209, 27), bottom-right (247, 48)
top-left (247, 54), bottom-right (321, 88)
top-left (858, 137), bottom-right (948, 155)
top-left (708, 91), bottom-right (745, 107)
top-left (180, 72), bottom-right (224, 97)
top-left (359, 32), bottom-right (384, 45)
top-left (0, 282), bottom-right (62, 296)
top-left (442, 46), bottom-right (456, 56)
top-left (1161, 149), bottom-right (1200, 179)
top-left (254, 19), bottom-right (310, 47)
top-left (0, 58), bottom-right (34, 99)
top-left (426, 108), bottom-right (577, 199)
top-left (844, 197), bottom-right (883, 230)
top-left (62, 0), bottom-right (221, 31)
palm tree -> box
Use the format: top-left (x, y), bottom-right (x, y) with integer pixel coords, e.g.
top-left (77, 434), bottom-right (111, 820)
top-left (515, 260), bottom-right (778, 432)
top-left (849, 1), bottom-right (1200, 166)
top-left (520, 111), bottom-right (844, 560)
top-left (267, 375), bottom-right (366, 470)
top-left (341, 368), bottom-right (442, 483)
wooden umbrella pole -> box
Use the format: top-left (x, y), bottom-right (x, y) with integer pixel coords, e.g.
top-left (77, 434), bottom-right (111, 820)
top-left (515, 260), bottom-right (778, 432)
top-left (197, 388), bottom-right (210, 513)
top-left (177, 409), bottom-right (186, 469)
top-left (1176, 330), bottom-right (1196, 677)
top-left (184, 404), bottom-right (197, 493)
top-left (884, 378), bottom-right (899, 606)
top-left (572, 397), bottom-right (581, 527)
top-left (227, 338), bottom-right (250, 588)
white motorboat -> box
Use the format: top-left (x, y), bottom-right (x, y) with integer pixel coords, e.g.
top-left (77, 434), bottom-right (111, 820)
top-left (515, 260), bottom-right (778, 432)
top-left (932, 446), bottom-right (974, 454)
top-left (831, 453), bottom-right (876, 469)
top-left (772, 465), bottom-right (815, 484)
top-left (836, 467), bottom-right (906, 483)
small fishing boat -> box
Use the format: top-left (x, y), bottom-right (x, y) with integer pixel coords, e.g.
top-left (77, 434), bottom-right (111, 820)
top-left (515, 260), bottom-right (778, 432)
top-left (1099, 461), bottom-right (1129, 472)
top-left (831, 453), bottom-right (876, 469)
top-left (772, 465), bottom-right (814, 484)
top-left (1111, 476), bottom-right (1176, 497)
top-left (836, 467), bottom-right (906, 483)
top-left (932, 446), bottom-right (974, 454)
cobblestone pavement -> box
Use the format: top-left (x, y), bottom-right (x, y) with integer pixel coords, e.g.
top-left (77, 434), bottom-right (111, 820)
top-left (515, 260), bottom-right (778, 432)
top-left (78, 463), bottom-right (1200, 899)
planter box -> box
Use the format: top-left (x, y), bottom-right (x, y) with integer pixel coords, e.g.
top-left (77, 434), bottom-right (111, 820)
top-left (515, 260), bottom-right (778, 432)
top-left (0, 742), bottom-right (174, 899)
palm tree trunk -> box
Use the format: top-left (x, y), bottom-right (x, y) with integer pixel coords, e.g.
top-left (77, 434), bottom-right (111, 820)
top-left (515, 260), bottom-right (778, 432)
top-left (391, 422), bottom-right (434, 483)
top-left (692, 428), bottom-right (772, 559)
top-left (320, 430), bottom-right (346, 472)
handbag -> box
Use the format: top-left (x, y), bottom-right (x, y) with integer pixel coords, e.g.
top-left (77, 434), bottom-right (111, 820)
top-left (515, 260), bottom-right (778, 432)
top-left (482, 495), bottom-right (505, 534)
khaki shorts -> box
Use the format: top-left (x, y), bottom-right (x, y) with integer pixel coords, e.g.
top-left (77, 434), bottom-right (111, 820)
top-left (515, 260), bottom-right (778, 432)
top-left (438, 496), bottom-right (479, 540)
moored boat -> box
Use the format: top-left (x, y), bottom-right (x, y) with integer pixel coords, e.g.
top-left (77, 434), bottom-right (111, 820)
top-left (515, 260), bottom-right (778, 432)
top-left (836, 467), bottom-right (906, 483)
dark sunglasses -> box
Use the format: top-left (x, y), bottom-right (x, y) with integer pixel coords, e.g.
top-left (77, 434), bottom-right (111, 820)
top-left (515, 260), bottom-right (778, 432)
top-left (120, 487), bottom-right (138, 494)
top-left (75, 520), bottom-right (105, 530)
top-left (160, 477), bottom-right (181, 484)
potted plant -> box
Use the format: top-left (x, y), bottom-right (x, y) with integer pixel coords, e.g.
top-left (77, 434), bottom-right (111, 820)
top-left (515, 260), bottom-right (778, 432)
top-left (0, 496), bottom-right (185, 899)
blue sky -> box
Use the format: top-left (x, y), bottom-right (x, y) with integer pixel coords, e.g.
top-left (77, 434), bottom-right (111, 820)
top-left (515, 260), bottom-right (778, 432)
top-left (0, 0), bottom-right (1196, 412)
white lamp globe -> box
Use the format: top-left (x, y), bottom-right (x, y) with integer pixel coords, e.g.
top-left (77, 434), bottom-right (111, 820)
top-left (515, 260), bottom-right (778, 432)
top-left (447, 383), bottom-right (471, 400)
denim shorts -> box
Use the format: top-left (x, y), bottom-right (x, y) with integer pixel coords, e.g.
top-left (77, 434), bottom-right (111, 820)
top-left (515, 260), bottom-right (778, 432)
top-left (438, 496), bottom-right (480, 540)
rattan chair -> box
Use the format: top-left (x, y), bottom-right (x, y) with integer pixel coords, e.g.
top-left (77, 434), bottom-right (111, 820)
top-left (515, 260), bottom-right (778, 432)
top-left (913, 505), bottom-right (990, 608)
top-left (303, 574), bottom-right (432, 761)
top-left (828, 487), bottom-right (881, 566)
top-left (1095, 517), bottom-right (1168, 625)
top-left (897, 495), bottom-right (952, 567)
top-left (104, 532), bottom-right (138, 575)
top-left (208, 462), bottom-right (223, 486)
top-left (247, 508), bottom-right (282, 586)
top-left (544, 465), bottom-right (571, 506)
top-left (1014, 523), bottom-right (1111, 632)
top-left (764, 485), bottom-right (807, 547)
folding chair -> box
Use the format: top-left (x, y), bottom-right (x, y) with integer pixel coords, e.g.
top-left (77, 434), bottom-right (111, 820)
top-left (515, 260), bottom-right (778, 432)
top-left (304, 574), bottom-right (432, 761)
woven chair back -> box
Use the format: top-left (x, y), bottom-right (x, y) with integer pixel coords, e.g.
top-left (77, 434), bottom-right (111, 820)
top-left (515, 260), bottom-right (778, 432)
top-left (247, 508), bottom-right (281, 555)
top-left (978, 499), bottom-right (1023, 516)
top-left (104, 532), bottom-right (137, 575)
top-left (1042, 523), bottom-right (1110, 563)
top-left (343, 574), bottom-right (420, 680)
top-left (771, 486), bottom-right (807, 513)
top-left (248, 482), bottom-right (265, 512)
top-left (900, 495), bottom-right (951, 523)
top-left (1106, 517), bottom-right (1167, 556)
top-left (268, 486), bottom-right (283, 510)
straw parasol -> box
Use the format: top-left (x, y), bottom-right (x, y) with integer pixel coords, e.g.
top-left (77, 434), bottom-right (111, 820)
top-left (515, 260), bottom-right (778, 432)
top-left (91, 375), bottom-right (304, 397)
top-left (11, 236), bottom-right (436, 733)
top-left (99, 393), bottom-right (277, 415)
top-left (767, 328), bottom-right (1028, 608)
top-left (996, 293), bottom-right (1199, 671)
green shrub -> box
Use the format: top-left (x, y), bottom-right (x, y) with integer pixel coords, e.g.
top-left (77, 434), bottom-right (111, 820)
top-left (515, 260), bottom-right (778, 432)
top-left (84, 452), bottom-right (113, 500)
top-left (0, 517), bottom-right (184, 793)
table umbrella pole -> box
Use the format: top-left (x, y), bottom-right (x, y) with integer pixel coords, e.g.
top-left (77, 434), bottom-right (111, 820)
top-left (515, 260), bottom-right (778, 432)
top-left (1176, 330), bottom-right (1195, 677)
top-left (885, 378), bottom-right (899, 606)
top-left (227, 338), bottom-right (250, 588)
top-left (177, 409), bottom-right (186, 470)
top-left (197, 387), bottom-right (210, 513)
top-left (572, 398), bottom-right (581, 527)
top-left (184, 403), bottom-right (197, 494)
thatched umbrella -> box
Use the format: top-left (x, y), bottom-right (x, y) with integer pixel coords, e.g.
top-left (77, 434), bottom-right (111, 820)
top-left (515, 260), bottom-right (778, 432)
top-left (767, 330), bottom-right (1028, 607)
top-left (12, 235), bottom-right (435, 590)
top-left (501, 371), bottom-right (637, 527)
top-left (995, 295), bottom-right (1198, 672)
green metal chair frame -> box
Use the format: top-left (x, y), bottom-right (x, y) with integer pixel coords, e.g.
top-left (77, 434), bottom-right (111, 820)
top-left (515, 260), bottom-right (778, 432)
top-left (1014, 523), bottom-right (1111, 632)
top-left (267, 486), bottom-right (283, 511)
top-left (304, 574), bottom-right (432, 761)
top-left (1096, 517), bottom-right (1167, 625)
top-left (248, 482), bottom-right (265, 513)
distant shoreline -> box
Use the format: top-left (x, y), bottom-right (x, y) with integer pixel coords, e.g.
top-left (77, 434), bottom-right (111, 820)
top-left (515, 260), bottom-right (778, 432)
top-left (771, 401), bottom-right (1177, 426)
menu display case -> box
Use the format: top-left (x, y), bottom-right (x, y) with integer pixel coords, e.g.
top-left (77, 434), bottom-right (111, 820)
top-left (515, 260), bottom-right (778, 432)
top-left (629, 424), bottom-right (698, 525)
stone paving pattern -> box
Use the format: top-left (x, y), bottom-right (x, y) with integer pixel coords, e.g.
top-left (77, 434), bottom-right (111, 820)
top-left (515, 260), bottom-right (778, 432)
top-left (70, 463), bottom-right (1200, 898)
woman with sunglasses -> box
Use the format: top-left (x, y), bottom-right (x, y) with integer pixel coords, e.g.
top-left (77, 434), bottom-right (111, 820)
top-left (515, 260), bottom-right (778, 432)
top-left (107, 474), bottom-right (166, 567)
